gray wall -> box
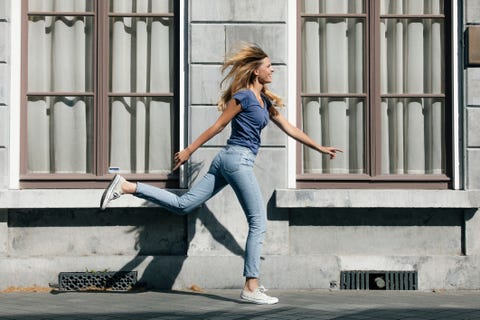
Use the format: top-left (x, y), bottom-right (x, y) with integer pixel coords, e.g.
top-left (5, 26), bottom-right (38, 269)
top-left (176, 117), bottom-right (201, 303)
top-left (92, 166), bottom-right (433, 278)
top-left (0, 0), bottom-right (9, 189)
top-left (0, 0), bottom-right (10, 274)
top-left (466, 0), bottom-right (480, 189)
top-left (186, 0), bottom-right (289, 260)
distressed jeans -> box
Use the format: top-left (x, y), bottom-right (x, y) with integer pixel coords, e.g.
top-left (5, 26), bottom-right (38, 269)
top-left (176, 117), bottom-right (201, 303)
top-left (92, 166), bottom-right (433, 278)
top-left (134, 144), bottom-right (266, 278)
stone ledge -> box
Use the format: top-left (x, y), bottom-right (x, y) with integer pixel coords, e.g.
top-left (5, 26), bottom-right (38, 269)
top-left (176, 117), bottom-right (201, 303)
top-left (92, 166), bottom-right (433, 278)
top-left (4, 189), bottom-right (480, 210)
top-left (0, 189), bottom-right (185, 209)
top-left (275, 189), bottom-right (480, 209)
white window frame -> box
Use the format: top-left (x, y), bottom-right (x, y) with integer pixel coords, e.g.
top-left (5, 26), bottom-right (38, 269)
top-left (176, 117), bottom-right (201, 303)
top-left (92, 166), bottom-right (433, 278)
top-left (9, 0), bottom-right (21, 189)
top-left (179, 0), bottom-right (187, 188)
top-left (452, 0), bottom-right (462, 190)
top-left (287, 0), bottom-right (297, 188)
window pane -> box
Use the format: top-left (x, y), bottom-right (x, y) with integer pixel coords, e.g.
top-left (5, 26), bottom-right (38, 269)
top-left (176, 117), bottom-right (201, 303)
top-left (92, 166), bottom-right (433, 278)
top-left (110, 0), bottom-right (172, 13)
top-left (380, 0), bottom-right (443, 15)
top-left (109, 97), bottom-right (173, 174)
top-left (302, 97), bottom-right (365, 174)
top-left (28, 16), bottom-right (94, 92)
top-left (380, 98), bottom-right (445, 175)
top-left (380, 19), bottom-right (444, 94)
top-left (109, 17), bottom-right (174, 93)
top-left (301, 18), bottom-right (365, 94)
top-left (28, 0), bottom-right (94, 12)
top-left (27, 96), bottom-right (93, 174)
top-left (302, 0), bottom-right (364, 14)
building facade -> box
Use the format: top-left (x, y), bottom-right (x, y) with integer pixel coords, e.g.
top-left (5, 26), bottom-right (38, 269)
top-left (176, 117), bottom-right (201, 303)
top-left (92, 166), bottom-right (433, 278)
top-left (1, 0), bottom-right (480, 290)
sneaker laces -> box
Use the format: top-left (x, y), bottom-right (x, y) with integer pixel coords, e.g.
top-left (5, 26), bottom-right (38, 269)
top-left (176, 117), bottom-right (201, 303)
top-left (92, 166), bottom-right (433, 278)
top-left (258, 285), bottom-right (268, 293)
top-left (111, 191), bottom-right (122, 200)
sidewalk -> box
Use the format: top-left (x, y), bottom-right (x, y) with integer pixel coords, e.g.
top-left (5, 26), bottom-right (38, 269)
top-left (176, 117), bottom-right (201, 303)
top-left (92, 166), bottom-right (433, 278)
top-left (1, 289), bottom-right (480, 320)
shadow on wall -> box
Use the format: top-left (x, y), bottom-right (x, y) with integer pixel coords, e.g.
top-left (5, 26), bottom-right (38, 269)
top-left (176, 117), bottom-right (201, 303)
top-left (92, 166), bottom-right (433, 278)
top-left (124, 158), bottom-right (242, 289)
top-left (118, 158), bottom-right (247, 288)
top-left (8, 204), bottom-right (245, 290)
top-left (287, 208), bottom-right (465, 227)
top-left (118, 202), bottom-right (246, 289)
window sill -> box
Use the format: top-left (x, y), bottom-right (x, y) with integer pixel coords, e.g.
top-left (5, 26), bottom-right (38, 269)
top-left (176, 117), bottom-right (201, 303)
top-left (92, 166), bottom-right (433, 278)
top-left (4, 189), bottom-right (479, 210)
top-left (275, 189), bottom-right (480, 209)
top-left (0, 189), bottom-right (181, 209)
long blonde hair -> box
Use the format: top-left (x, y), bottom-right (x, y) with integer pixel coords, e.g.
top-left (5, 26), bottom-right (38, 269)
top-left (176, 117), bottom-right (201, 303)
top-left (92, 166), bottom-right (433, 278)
top-left (217, 43), bottom-right (283, 115)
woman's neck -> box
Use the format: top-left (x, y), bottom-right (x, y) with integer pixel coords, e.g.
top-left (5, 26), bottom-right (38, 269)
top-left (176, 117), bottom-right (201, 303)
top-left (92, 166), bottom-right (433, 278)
top-left (248, 80), bottom-right (264, 95)
top-left (249, 82), bottom-right (265, 108)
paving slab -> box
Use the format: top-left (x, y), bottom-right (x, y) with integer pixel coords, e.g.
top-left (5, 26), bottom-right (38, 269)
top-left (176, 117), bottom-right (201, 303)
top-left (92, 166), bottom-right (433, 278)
top-left (0, 290), bottom-right (479, 320)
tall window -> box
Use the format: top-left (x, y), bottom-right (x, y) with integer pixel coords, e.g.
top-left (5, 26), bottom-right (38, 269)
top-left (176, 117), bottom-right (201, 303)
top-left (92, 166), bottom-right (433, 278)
top-left (21, 0), bottom-right (179, 188)
top-left (299, 0), bottom-right (450, 188)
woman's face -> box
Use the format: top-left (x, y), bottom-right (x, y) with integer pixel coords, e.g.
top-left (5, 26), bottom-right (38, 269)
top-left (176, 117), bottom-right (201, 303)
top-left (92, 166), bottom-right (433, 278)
top-left (255, 57), bottom-right (274, 84)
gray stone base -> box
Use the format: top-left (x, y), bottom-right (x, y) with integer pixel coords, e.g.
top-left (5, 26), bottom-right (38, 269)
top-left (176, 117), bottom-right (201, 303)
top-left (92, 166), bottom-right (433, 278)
top-left (1, 254), bottom-right (479, 291)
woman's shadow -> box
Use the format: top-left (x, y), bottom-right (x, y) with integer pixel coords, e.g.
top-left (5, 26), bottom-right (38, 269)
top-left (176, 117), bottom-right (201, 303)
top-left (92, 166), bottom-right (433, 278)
top-left (118, 161), bottom-right (245, 291)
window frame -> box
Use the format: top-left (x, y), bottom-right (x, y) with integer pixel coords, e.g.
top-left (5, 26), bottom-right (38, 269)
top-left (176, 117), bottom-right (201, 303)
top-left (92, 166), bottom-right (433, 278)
top-left (20, 0), bottom-right (180, 189)
top-left (296, 0), bottom-right (452, 189)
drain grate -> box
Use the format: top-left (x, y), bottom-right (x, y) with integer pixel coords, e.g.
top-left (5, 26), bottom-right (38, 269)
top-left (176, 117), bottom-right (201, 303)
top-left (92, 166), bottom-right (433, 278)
top-left (340, 271), bottom-right (417, 290)
top-left (58, 271), bottom-right (137, 291)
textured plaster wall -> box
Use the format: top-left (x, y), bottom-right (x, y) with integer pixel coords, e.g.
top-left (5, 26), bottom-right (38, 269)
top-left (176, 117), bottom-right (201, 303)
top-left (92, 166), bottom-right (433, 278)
top-left (465, 0), bottom-right (480, 189)
top-left (186, 0), bottom-right (289, 261)
top-left (0, 0), bottom-right (9, 189)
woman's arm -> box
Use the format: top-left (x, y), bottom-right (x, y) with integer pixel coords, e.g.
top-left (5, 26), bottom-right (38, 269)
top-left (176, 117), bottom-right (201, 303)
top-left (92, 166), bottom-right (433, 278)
top-left (270, 111), bottom-right (342, 159)
top-left (173, 99), bottom-right (242, 170)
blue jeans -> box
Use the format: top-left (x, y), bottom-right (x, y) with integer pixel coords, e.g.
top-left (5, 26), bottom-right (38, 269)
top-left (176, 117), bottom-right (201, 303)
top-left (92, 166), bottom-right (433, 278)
top-left (134, 144), bottom-right (266, 278)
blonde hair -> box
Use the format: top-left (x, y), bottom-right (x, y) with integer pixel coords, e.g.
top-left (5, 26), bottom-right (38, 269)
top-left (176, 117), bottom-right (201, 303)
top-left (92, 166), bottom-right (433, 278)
top-left (217, 43), bottom-right (283, 115)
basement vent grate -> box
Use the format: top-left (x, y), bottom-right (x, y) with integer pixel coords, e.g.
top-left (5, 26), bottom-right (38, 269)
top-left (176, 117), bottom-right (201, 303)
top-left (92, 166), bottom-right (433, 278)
top-left (58, 271), bottom-right (137, 291)
top-left (340, 271), bottom-right (418, 290)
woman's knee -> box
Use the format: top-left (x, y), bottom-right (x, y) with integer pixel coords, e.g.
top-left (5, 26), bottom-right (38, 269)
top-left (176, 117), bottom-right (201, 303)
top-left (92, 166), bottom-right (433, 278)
top-left (174, 202), bottom-right (194, 215)
top-left (248, 218), bottom-right (266, 235)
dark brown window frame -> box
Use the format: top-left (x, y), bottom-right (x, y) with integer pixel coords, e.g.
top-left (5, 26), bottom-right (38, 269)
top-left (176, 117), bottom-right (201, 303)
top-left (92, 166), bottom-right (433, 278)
top-left (296, 0), bottom-right (452, 189)
top-left (20, 0), bottom-right (180, 189)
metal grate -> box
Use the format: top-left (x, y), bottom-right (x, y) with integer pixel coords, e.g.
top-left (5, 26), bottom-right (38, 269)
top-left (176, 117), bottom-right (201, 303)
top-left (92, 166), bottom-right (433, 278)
top-left (340, 271), bottom-right (417, 290)
top-left (59, 271), bottom-right (137, 291)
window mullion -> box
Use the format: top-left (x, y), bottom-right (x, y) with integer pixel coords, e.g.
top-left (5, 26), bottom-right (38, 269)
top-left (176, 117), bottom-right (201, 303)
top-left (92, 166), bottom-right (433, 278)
top-left (96, 0), bottom-right (109, 177)
top-left (370, 0), bottom-right (381, 178)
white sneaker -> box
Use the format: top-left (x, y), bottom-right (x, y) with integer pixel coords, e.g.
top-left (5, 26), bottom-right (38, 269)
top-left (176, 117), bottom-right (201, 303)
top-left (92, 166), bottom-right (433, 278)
top-left (240, 286), bottom-right (279, 305)
top-left (100, 175), bottom-right (125, 210)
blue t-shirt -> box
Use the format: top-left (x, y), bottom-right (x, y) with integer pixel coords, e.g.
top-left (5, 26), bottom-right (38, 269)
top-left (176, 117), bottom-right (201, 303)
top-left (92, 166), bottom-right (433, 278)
top-left (227, 89), bottom-right (272, 155)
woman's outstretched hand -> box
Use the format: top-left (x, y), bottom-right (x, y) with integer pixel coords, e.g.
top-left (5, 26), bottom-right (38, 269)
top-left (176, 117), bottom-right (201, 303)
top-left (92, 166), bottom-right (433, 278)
top-left (173, 148), bottom-right (192, 171)
top-left (319, 146), bottom-right (343, 159)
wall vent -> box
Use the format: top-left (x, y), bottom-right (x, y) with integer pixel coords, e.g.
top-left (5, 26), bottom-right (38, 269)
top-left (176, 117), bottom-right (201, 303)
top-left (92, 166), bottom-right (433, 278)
top-left (58, 271), bottom-right (137, 291)
top-left (340, 271), bottom-right (417, 290)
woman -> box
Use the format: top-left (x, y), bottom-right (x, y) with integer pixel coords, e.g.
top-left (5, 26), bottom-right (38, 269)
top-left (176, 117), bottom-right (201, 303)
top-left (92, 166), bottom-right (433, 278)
top-left (100, 44), bottom-right (341, 304)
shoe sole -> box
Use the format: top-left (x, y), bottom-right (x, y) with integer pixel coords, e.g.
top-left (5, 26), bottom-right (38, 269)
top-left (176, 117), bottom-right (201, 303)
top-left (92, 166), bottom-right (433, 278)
top-left (100, 175), bottom-right (121, 210)
top-left (240, 294), bottom-right (279, 305)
